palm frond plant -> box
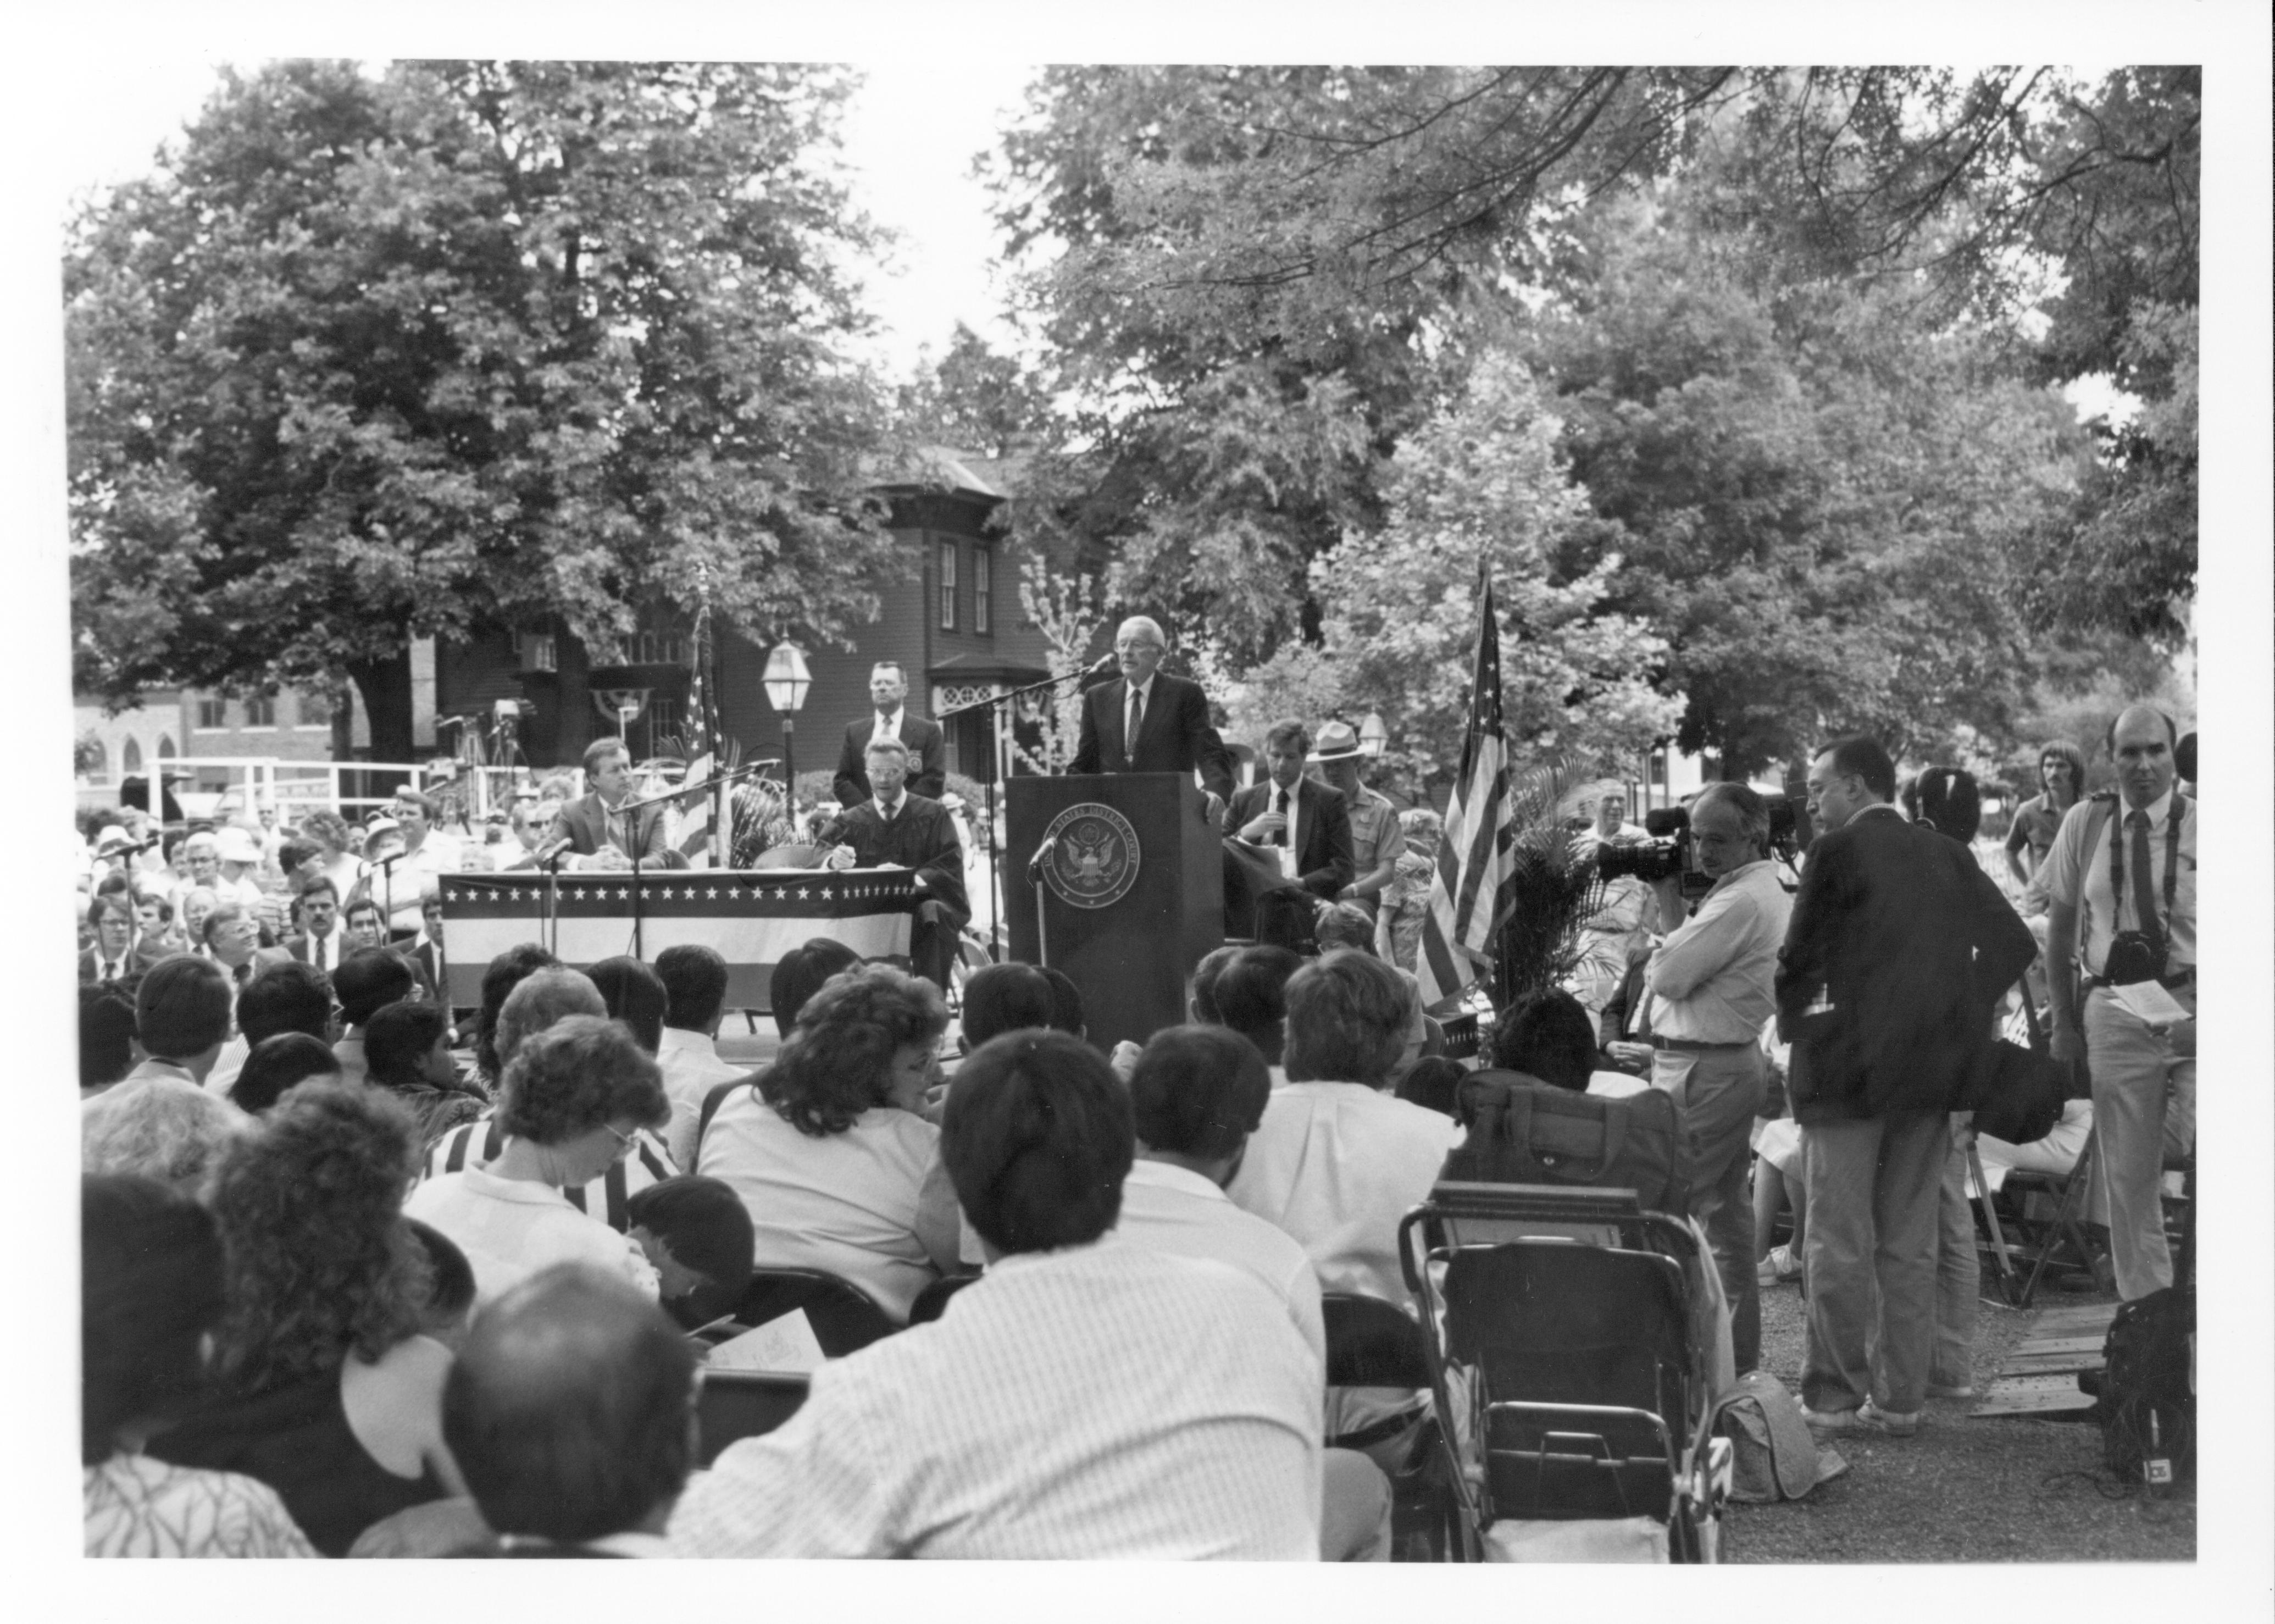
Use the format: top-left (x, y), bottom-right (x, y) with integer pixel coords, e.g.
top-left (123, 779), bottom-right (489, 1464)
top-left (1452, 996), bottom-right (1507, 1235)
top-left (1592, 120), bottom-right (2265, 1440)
top-left (1486, 755), bottom-right (1607, 1008)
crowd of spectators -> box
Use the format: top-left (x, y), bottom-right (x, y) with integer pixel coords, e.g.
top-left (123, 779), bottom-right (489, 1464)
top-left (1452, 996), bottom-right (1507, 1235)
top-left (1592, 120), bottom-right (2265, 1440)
top-left (77, 711), bottom-right (2191, 1559)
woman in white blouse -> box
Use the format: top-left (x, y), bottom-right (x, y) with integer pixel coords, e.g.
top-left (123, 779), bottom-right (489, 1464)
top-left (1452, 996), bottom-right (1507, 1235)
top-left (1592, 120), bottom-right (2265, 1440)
top-left (698, 962), bottom-right (961, 1322)
top-left (407, 1015), bottom-right (668, 1304)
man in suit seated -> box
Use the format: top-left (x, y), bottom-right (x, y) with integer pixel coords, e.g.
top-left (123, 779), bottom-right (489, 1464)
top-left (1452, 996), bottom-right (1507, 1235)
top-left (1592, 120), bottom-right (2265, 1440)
top-left (833, 660), bottom-right (947, 808)
top-left (1070, 616), bottom-right (1235, 824)
top-left (1225, 719), bottom-right (1353, 954)
top-left (824, 738), bottom-right (969, 991)
top-left (543, 737), bottom-right (678, 872)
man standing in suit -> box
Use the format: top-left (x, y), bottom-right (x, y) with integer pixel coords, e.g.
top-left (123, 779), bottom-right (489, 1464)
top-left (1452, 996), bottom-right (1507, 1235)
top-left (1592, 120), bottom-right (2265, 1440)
top-left (834, 661), bottom-right (947, 807)
top-left (545, 737), bottom-right (676, 872)
top-left (1775, 735), bottom-right (2035, 1438)
top-left (284, 875), bottom-right (351, 975)
top-left (826, 738), bottom-right (970, 991)
top-left (1224, 720), bottom-right (1353, 953)
top-left (1070, 617), bottom-right (1235, 823)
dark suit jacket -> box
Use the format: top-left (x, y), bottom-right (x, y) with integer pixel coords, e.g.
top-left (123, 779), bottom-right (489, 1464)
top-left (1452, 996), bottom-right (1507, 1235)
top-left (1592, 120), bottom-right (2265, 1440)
top-left (79, 940), bottom-right (170, 989)
top-left (284, 927), bottom-right (351, 974)
top-left (1227, 777), bottom-right (1355, 899)
top-left (1774, 806), bottom-right (2038, 1123)
top-left (1069, 674), bottom-right (1235, 802)
top-left (546, 792), bottom-right (678, 868)
top-left (834, 713), bottom-right (948, 807)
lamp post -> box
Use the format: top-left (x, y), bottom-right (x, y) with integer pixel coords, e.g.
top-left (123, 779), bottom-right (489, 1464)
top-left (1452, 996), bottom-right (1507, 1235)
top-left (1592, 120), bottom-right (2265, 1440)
top-left (762, 641), bottom-right (812, 822)
top-left (1358, 712), bottom-right (1388, 760)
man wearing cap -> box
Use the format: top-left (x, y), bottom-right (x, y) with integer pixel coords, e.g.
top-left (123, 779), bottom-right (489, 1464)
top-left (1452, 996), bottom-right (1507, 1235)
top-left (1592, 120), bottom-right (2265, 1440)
top-left (1310, 722), bottom-right (1399, 921)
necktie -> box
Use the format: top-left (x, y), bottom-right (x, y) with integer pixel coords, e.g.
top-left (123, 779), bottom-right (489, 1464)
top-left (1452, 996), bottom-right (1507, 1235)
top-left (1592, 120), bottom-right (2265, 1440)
top-left (2127, 809), bottom-right (2161, 944)
top-left (234, 961), bottom-right (251, 988)
top-left (1125, 687), bottom-right (1145, 758)
top-left (1277, 788), bottom-right (1291, 846)
top-left (315, 935), bottom-right (328, 973)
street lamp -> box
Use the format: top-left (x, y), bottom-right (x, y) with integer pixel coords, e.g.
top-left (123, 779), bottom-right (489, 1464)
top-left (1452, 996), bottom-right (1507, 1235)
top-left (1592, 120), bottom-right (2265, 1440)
top-left (1358, 712), bottom-right (1388, 759)
top-left (762, 641), bottom-right (813, 805)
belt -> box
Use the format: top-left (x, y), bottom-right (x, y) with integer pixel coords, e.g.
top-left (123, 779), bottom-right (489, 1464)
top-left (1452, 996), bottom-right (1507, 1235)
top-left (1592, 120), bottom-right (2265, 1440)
top-left (1327, 1403), bottom-right (1430, 1453)
top-left (2086, 967), bottom-right (2194, 993)
top-left (1656, 1037), bottom-right (1755, 1052)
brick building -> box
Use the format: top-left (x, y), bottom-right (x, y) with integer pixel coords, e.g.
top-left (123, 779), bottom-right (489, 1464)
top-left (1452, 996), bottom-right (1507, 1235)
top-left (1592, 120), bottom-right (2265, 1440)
top-left (432, 451), bottom-right (1054, 786)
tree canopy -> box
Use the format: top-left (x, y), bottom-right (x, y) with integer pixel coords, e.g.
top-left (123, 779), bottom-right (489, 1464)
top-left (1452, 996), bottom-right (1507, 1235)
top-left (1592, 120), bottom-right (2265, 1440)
top-left (68, 60), bottom-right (902, 758)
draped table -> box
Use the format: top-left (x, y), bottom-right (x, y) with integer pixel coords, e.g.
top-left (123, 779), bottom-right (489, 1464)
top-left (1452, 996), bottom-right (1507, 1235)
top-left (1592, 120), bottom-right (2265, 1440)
top-left (439, 869), bottom-right (919, 1012)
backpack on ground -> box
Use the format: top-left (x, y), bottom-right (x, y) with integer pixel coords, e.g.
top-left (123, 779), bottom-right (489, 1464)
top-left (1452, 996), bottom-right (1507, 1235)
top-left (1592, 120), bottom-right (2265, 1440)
top-left (2087, 1285), bottom-right (2195, 1490)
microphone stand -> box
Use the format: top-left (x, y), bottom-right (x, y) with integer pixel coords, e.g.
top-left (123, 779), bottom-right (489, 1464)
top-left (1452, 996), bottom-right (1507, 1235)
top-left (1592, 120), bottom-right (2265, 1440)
top-left (939, 661), bottom-right (1111, 967)
top-left (373, 850), bottom-right (406, 943)
top-left (1025, 834), bottom-right (1058, 968)
top-left (609, 760), bottom-right (785, 957)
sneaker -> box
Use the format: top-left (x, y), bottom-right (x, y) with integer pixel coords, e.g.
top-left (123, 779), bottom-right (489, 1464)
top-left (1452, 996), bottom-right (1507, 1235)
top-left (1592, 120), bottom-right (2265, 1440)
top-left (1756, 1244), bottom-right (1802, 1285)
top-left (1925, 1382), bottom-right (1975, 1401)
top-left (1858, 1400), bottom-right (1921, 1437)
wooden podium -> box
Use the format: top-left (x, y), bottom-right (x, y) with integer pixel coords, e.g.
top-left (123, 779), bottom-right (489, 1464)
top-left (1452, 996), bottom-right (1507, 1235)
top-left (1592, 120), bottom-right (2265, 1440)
top-left (1004, 773), bottom-right (1225, 1051)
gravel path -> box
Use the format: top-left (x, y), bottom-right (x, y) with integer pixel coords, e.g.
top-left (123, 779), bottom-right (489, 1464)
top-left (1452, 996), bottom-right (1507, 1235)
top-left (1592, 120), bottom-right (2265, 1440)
top-left (1723, 1270), bottom-right (2195, 1561)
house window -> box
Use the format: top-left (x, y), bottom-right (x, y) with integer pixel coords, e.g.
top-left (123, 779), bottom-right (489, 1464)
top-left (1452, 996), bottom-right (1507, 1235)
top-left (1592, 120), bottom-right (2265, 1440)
top-left (196, 697), bottom-right (226, 729)
top-left (514, 630), bottom-right (558, 673)
top-left (84, 738), bottom-right (108, 783)
top-left (973, 548), bottom-right (992, 634)
top-left (938, 541), bottom-right (957, 630)
top-left (298, 690), bottom-right (332, 728)
top-left (244, 695), bottom-right (276, 728)
top-left (122, 738), bottom-right (142, 774)
top-left (157, 735), bottom-right (175, 760)
top-left (629, 630), bottom-right (685, 666)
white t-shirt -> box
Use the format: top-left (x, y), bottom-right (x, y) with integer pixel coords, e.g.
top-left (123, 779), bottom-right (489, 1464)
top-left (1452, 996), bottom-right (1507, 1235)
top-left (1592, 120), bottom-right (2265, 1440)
top-left (1112, 1159), bottom-right (1324, 1365)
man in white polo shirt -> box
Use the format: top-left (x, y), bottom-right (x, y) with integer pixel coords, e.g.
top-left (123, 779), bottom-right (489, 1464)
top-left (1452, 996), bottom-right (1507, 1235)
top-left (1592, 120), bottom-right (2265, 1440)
top-left (1114, 1024), bottom-right (1323, 1364)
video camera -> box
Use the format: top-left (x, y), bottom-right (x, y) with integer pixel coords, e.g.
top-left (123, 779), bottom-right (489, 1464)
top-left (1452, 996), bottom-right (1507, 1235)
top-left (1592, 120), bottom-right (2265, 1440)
top-left (1594, 790), bottom-right (1805, 901)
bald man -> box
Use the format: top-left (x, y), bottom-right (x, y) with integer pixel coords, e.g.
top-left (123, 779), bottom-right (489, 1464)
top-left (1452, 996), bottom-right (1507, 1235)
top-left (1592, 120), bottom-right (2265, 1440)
top-left (441, 1263), bottom-right (698, 1556)
top-left (1069, 616), bottom-right (1234, 819)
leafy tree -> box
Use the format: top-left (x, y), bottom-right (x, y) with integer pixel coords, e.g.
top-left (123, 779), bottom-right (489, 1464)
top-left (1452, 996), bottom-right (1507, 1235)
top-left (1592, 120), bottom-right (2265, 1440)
top-left (68, 60), bottom-right (902, 760)
top-left (895, 322), bottom-right (1053, 459)
top-left (1240, 353), bottom-right (1678, 791)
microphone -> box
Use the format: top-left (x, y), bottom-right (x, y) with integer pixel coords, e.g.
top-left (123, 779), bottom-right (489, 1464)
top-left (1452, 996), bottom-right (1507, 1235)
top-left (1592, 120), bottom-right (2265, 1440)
top-left (1086, 650), bottom-right (1118, 674)
top-left (534, 836), bottom-right (576, 871)
top-left (373, 850), bottom-right (407, 870)
top-left (1026, 834), bottom-right (1057, 885)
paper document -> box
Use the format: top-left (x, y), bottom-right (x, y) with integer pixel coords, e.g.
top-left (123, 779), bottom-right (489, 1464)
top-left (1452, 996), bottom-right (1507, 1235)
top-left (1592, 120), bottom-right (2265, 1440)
top-left (704, 1310), bottom-right (828, 1374)
top-left (2110, 979), bottom-right (2190, 1027)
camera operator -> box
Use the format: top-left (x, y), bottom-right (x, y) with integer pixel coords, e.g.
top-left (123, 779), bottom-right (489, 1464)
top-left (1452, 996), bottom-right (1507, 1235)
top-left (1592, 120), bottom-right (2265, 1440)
top-left (2043, 704), bottom-right (2195, 1302)
top-left (1636, 783), bottom-right (1792, 1376)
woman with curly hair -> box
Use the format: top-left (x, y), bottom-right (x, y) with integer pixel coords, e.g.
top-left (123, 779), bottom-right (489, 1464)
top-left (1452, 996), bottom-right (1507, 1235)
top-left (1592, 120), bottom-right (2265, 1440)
top-left (146, 1080), bottom-right (468, 1555)
top-left (696, 962), bottom-right (960, 1321)
top-left (297, 808), bottom-right (365, 912)
top-left (404, 1015), bottom-right (668, 1305)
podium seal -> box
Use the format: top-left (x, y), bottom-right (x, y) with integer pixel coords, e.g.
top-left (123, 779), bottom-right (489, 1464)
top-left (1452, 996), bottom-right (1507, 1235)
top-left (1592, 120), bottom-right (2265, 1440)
top-left (1040, 803), bottom-right (1141, 910)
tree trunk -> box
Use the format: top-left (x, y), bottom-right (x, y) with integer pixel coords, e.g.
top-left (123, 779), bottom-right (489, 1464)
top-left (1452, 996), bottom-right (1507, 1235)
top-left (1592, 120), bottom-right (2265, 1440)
top-left (348, 652), bottom-right (417, 765)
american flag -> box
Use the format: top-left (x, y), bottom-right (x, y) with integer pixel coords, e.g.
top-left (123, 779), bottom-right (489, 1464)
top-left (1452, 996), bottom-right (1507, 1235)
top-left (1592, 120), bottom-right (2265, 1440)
top-left (675, 595), bottom-right (720, 868)
top-left (1417, 567), bottom-right (1515, 1010)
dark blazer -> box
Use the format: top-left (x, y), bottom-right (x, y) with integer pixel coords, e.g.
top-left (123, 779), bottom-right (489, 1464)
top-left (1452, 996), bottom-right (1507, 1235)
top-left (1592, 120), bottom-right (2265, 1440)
top-left (1069, 674), bottom-right (1235, 802)
top-left (546, 791), bottom-right (679, 868)
top-left (283, 927), bottom-right (351, 974)
top-left (834, 713), bottom-right (948, 807)
top-left (1227, 777), bottom-right (1355, 900)
top-left (831, 794), bottom-right (969, 924)
top-left (1774, 806), bottom-right (2038, 1123)
top-left (79, 940), bottom-right (170, 989)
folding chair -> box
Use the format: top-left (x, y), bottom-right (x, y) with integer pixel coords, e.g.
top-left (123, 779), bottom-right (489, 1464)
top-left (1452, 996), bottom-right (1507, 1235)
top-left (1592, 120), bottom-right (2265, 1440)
top-left (734, 1267), bottom-right (898, 1357)
top-left (695, 1370), bottom-right (809, 1466)
top-left (907, 1271), bottom-right (981, 1326)
top-left (1399, 1183), bottom-right (1729, 1563)
top-left (1322, 1293), bottom-right (1459, 1562)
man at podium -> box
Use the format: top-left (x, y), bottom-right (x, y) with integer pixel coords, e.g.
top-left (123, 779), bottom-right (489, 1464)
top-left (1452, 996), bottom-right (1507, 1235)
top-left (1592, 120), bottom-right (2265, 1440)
top-left (825, 738), bottom-right (969, 991)
top-left (1069, 616), bottom-right (1235, 823)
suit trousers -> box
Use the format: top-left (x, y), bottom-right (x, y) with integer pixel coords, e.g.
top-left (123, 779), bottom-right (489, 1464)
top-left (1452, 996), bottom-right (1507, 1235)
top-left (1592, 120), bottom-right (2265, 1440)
top-left (1653, 1044), bottom-right (1763, 1373)
top-left (1932, 1122), bottom-right (1977, 1392)
top-left (2084, 984), bottom-right (2195, 1300)
top-left (1799, 1109), bottom-right (1946, 1415)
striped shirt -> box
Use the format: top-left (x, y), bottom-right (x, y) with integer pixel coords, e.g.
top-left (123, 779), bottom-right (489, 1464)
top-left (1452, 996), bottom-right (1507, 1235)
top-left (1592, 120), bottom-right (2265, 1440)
top-left (421, 1114), bottom-right (674, 1234)
top-left (669, 1240), bottom-right (1324, 1559)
